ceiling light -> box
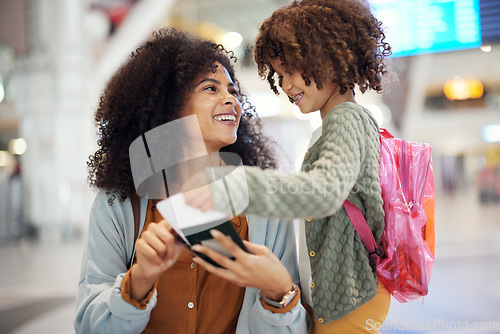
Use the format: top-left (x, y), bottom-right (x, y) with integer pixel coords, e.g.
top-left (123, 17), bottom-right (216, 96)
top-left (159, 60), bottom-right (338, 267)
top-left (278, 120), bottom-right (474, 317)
top-left (9, 138), bottom-right (27, 155)
top-left (222, 32), bottom-right (243, 50)
top-left (480, 45), bottom-right (492, 52)
top-left (0, 151), bottom-right (10, 167)
top-left (482, 124), bottom-right (500, 143)
top-left (444, 77), bottom-right (484, 101)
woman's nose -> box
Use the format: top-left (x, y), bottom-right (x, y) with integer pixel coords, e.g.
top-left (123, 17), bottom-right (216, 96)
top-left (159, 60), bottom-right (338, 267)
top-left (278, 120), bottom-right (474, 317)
top-left (222, 91), bottom-right (237, 105)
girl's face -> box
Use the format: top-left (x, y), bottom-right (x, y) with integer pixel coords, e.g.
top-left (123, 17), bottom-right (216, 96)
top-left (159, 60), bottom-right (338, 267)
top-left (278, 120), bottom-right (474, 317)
top-left (270, 58), bottom-right (339, 119)
top-left (181, 63), bottom-right (242, 153)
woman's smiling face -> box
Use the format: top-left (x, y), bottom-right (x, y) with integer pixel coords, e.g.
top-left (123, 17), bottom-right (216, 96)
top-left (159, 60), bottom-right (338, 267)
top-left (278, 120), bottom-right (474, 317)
top-left (181, 62), bottom-right (242, 153)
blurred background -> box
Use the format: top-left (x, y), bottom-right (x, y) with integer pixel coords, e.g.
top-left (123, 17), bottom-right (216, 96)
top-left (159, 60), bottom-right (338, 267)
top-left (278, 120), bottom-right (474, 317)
top-left (0, 0), bottom-right (499, 333)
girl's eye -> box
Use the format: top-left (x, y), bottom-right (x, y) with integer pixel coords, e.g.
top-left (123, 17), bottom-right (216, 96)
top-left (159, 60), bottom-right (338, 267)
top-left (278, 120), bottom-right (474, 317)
top-left (204, 86), bottom-right (217, 92)
top-left (287, 70), bottom-right (294, 75)
top-left (229, 90), bottom-right (238, 96)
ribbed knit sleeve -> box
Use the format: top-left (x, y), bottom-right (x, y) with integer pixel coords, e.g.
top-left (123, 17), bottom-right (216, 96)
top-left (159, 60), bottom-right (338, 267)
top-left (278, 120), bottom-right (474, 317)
top-left (211, 103), bottom-right (366, 219)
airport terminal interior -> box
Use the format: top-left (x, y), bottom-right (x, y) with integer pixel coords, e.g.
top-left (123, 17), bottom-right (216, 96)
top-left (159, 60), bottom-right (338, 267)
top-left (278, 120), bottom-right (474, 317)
top-left (1, 0), bottom-right (500, 333)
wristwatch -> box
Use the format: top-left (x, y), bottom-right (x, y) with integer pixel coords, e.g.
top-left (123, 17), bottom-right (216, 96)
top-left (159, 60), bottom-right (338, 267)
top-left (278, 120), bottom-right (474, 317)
top-left (260, 284), bottom-right (299, 308)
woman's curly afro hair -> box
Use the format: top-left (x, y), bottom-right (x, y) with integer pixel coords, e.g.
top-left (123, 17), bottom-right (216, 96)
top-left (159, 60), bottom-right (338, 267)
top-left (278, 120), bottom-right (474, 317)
top-left (87, 28), bottom-right (276, 204)
top-left (254, 0), bottom-right (392, 96)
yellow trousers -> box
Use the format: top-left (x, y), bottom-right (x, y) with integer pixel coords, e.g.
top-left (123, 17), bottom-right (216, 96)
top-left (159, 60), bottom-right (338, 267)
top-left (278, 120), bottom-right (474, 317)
top-left (310, 279), bottom-right (391, 334)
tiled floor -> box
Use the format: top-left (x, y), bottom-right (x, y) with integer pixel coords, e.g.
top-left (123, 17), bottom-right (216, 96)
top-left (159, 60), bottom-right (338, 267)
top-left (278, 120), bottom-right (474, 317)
top-left (1, 189), bottom-right (499, 333)
top-left (0, 238), bottom-right (82, 333)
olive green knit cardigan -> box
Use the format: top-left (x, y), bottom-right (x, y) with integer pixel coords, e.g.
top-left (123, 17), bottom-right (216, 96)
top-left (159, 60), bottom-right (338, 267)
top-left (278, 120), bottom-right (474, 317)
top-left (209, 102), bottom-right (385, 323)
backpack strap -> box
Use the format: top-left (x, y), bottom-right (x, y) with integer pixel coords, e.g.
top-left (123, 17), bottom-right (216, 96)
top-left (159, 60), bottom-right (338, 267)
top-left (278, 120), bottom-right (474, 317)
top-left (127, 193), bottom-right (141, 269)
top-left (379, 128), bottom-right (394, 139)
top-left (343, 199), bottom-right (380, 266)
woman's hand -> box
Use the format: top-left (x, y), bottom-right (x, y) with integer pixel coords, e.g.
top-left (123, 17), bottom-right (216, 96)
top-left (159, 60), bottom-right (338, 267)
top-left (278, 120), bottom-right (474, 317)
top-left (130, 219), bottom-right (183, 301)
top-left (192, 229), bottom-right (294, 301)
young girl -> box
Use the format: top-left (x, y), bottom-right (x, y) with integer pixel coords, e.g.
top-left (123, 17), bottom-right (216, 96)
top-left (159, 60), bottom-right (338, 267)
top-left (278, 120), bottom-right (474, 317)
top-left (186, 0), bottom-right (393, 332)
top-left (75, 28), bottom-right (308, 333)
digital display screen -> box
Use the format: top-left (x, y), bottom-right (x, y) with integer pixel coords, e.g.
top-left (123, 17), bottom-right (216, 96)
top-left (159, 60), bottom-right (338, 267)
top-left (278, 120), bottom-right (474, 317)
top-left (369, 0), bottom-right (482, 57)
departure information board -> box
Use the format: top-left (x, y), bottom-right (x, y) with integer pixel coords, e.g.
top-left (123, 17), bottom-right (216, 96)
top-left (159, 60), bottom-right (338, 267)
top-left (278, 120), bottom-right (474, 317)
top-left (369, 0), bottom-right (482, 57)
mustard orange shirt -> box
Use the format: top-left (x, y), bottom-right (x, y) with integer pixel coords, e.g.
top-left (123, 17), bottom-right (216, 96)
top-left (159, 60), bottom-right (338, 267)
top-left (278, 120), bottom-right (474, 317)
top-left (122, 200), bottom-right (247, 334)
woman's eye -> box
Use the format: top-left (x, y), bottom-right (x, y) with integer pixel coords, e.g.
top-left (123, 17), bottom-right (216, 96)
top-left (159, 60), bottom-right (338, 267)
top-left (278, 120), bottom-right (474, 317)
top-left (229, 89), bottom-right (238, 96)
top-left (287, 70), bottom-right (294, 75)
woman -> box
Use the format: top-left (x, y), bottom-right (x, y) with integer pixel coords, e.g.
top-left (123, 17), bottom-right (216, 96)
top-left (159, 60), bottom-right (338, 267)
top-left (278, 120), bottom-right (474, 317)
top-left (75, 28), bottom-right (308, 333)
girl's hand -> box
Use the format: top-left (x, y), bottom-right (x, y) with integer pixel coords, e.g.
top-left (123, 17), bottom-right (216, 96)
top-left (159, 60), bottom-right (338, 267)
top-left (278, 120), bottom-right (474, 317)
top-left (130, 219), bottom-right (183, 300)
top-left (192, 229), bottom-right (294, 301)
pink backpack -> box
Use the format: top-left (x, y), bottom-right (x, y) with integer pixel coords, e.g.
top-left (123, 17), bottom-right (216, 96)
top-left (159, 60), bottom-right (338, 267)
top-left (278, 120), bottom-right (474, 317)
top-left (344, 128), bottom-right (435, 303)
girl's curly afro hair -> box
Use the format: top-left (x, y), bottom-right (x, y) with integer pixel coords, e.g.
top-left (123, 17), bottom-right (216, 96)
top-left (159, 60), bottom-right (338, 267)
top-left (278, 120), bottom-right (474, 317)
top-left (254, 0), bottom-right (392, 96)
top-left (87, 28), bottom-right (276, 204)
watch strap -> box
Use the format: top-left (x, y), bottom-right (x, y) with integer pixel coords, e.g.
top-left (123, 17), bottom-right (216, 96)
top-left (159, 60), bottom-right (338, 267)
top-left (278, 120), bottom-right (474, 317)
top-left (261, 295), bottom-right (284, 308)
top-left (259, 284), bottom-right (300, 312)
